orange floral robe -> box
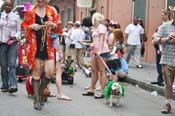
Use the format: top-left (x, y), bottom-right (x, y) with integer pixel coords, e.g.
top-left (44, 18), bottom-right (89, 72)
top-left (21, 5), bottom-right (63, 69)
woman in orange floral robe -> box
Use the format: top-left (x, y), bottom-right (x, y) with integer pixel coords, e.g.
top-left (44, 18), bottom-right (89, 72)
top-left (21, 0), bottom-right (62, 110)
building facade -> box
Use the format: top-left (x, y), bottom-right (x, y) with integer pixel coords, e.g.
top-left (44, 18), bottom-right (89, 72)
top-left (49, 0), bottom-right (75, 28)
top-left (50, 0), bottom-right (175, 63)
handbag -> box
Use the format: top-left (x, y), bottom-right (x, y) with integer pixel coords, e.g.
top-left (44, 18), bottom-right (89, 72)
top-left (70, 44), bottom-right (75, 48)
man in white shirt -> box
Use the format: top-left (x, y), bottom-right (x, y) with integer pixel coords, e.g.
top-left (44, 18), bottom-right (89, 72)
top-left (124, 17), bottom-right (144, 68)
top-left (64, 21), bottom-right (74, 60)
top-left (70, 21), bottom-right (85, 69)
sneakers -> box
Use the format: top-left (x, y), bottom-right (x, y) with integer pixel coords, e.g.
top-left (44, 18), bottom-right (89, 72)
top-left (136, 64), bottom-right (143, 68)
top-left (161, 103), bottom-right (171, 114)
top-left (151, 82), bottom-right (164, 86)
top-left (8, 86), bottom-right (18, 93)
top-left (151, 82), bottom-right (159, 84)
top-left (158, 83), bottom-right (164, 86)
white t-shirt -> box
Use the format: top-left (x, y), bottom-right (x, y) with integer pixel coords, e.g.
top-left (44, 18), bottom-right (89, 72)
top-left (65, 27), bottom-right (73, 46)
top-left (125, 24), bottom-right (144, 45)
top-left (70, 27), bottom-right (85, 49)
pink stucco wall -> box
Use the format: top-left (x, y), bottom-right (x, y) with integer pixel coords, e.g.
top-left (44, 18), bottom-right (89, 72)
top-left (75, 7), bottom-right (87, 22)
top-left (144, 0), bottom-right (165, 63)
top-left (74, 0), bottom-right (166, 63)
top-left (108, 0), bottom-right (133, 31)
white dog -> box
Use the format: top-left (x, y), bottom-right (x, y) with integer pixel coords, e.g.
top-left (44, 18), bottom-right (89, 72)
top-left (106, 82), bottom-right (123, 107)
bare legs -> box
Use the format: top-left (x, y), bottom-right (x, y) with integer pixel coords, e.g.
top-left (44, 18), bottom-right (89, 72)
top-left (83, 56), bottom-right (107, 98)
top-left (32, 59), bottom-right (54, 110)
top-left (55, 61), bottom-right (71, 100)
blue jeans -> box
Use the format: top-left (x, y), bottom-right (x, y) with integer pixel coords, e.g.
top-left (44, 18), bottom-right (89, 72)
top-left (0, 42), bottom-right (18, 89)
top-left (156, 51), bottom-right (163, 83)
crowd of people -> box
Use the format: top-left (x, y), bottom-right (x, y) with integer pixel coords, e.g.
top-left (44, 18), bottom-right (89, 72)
top-left (0, 0), bottom-right (175, 114)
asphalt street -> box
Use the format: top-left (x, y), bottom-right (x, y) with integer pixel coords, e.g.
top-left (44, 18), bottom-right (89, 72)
top-left (0, 70), bottom-right (175, 116)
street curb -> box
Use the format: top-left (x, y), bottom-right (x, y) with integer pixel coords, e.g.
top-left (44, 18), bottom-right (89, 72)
top-left (126, 77), bottom-right (175, 99)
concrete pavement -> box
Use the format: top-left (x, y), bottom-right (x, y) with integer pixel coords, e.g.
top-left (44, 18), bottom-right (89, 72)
top-left (0, 70), bottom-right (175, 116)
top-left (126, 61), bottom-right (175, 99)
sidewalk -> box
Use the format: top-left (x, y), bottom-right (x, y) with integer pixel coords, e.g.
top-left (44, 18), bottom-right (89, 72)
top-left (126, 61), bottom-right (175, 99)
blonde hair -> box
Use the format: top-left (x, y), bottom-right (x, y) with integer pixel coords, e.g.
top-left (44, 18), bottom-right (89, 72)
top-left (92, 12), bottom-right (104, 25)
top-left (161, 9), bottom-right (171, 20)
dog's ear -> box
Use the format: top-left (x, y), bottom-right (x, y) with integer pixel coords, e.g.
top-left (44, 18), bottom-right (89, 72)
top-left (119, 85), bottom-right (123, 95)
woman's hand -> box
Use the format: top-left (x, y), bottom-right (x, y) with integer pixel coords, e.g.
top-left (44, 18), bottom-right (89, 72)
top-left (169, 33), bottom-right (175, 40)
top-left (44, 21), bottom-right (56, 28)
top-left (96, 51), bottom-right (101, 56)
top-left (30, 24), bottom-right (44, 31)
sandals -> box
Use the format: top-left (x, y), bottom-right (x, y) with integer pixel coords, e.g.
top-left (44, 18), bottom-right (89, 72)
top-left (82, 91), bottom-right (94, 96)
top-left (57, 95), bottom-right (72, 101)
top-left (161, 103), bottom-right (171, 114)
top-left (94, 93), bottom-right (104, 99)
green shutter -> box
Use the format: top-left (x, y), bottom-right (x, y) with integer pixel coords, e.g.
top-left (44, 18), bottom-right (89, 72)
top-left (61, 10), bottom-right (65, 28)
top-left (167, 0), bottom-right (175, 7)
top-left (134, 0), bottom-right (146, 25)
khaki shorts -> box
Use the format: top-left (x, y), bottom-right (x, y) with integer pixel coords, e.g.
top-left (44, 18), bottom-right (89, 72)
top-left (162, 64), bottom-right (175, 86)
top-left (65, 45), bottom-right (71, 57)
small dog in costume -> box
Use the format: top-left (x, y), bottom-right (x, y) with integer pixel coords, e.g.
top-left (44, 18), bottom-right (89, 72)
top-left (25, 76), bottom-right (52, 102)
top-left (104, 81), bottom-right (125, 107)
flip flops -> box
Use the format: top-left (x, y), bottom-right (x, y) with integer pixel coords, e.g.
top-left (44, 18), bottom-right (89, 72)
top-left (82, 91), bottom-right (94, 96)
top-left (94, 93), bottom-right (104, 99)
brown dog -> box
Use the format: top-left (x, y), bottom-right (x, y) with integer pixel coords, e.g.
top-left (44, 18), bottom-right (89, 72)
top-left (43, 86), bottom-right (50, 102)
top-left (26, 76), bottom-right (55, 101)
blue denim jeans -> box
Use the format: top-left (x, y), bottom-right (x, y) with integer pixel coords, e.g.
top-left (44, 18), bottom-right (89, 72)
top-left (0, 42), bottom-right (18, 89)
top-left (156, 50), bottom-right (163, 83)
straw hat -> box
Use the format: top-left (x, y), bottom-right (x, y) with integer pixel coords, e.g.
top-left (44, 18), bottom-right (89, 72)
top-left (75, 20), bottom-right (81, 25)
top-left (67, 21), bottom-right (73, 25)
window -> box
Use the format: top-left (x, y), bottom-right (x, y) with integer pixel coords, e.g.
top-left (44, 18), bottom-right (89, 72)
top-left (17, 0), bottom-right (32, 5)
top-left (60, 10), bottom-right (65, 28)
top-left (167, 0), bottom-right (175, 8)
top-left (133, 0), bottom-right (146, 25)
top-left (67, 7), bottom-right (73, 22)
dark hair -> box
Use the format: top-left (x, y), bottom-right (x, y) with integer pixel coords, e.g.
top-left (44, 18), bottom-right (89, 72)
top-left (105, 19), bottom-right (110, 23)
top-left (109, 23), bottom-right (121, 29)
top-left (138, 18), bottom-right (144, 28)
top-left (82, 16), bottom-right (92, 27)
top-left (53, 5), bottom-right (59, 13)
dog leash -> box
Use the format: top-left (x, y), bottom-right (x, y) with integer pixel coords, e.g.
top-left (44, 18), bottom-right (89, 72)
top-left (98, 56), bottom-right (116, 79)
top-left (91, 45), bottom-right (116, 80)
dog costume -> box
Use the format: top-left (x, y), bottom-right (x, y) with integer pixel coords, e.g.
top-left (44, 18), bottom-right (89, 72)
top-left (104, 81), bottom-right (125, 100)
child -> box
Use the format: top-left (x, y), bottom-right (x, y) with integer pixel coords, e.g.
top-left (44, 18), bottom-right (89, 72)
top-left (107, 29), bottom-right (127, 81)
